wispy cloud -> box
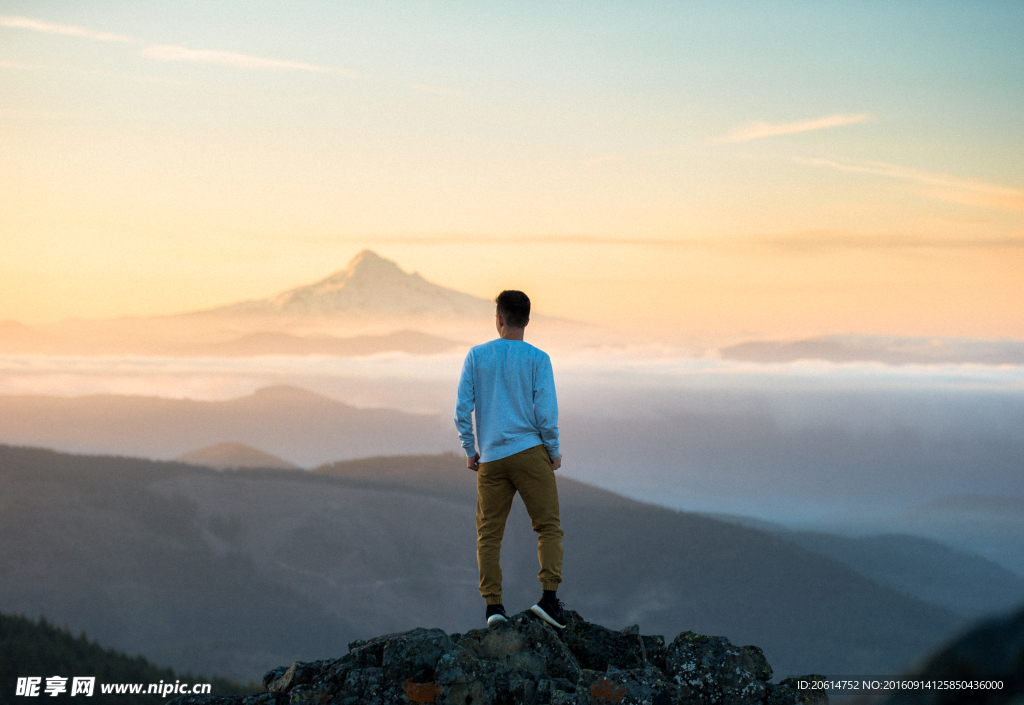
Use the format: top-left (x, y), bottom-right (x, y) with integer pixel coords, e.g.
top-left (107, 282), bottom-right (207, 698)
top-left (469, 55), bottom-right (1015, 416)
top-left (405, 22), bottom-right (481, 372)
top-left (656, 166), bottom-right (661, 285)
top-left (409, 83), bottom-right (467, 98)
top-left (1, 15), bottom-right (356, 76)
top-left (798, 156), bottom-right (1024, 212)
top-left (711, 113), bottom-right (870, 144)
top-left (0, 15), bottom-right (132, 43)
top-left (139, 44), bottom-right (357, 75)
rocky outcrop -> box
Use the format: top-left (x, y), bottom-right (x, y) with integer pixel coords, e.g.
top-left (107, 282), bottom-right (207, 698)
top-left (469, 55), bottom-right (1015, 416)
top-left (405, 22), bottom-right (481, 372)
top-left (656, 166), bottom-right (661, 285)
top-left (170, 611), bottom-right (827, 705)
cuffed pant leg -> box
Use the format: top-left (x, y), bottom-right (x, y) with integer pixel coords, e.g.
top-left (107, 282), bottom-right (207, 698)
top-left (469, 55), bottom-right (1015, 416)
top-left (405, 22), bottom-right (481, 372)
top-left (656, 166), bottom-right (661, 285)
top-left (476, 458), bottom-right (517, 605)
top-left (508, 445), bottom-right (563, 591)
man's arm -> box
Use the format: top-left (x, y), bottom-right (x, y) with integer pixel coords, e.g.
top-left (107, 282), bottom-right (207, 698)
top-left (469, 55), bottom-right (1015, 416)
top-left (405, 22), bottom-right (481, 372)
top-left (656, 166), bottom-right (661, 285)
top-left (454, 351), bottom-right (479, 468)
top-left (534, 353), bottom-right (560, 465)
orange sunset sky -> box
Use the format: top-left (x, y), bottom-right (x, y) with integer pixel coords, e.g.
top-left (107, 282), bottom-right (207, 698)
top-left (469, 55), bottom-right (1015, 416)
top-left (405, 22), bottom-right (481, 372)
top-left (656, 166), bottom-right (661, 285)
top-left (2, 2), bottom-right (1023, 340)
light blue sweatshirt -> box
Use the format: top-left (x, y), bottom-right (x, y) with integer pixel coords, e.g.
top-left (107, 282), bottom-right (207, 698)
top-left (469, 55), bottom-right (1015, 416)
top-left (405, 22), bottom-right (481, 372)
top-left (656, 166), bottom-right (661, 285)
top-left (454, 339), bottom-right (560, 463)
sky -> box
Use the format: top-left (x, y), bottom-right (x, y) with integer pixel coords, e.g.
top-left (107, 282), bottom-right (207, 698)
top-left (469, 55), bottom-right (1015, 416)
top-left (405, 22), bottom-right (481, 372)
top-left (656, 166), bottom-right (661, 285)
top-left (2, 1), bottom-right (1023, 339)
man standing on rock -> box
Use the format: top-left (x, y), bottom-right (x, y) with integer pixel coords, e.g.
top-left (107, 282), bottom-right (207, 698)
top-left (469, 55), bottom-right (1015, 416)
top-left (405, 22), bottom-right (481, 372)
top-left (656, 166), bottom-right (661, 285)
top-left (454, 290), bottom-right (567, 630)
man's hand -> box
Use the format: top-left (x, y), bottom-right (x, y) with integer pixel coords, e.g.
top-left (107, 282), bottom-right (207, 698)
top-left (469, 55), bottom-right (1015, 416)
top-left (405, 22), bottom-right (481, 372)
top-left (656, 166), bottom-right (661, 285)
top-left (552, 455), bottom-right (562, 471)
top-left (467, 454), bottom-right (480, 472)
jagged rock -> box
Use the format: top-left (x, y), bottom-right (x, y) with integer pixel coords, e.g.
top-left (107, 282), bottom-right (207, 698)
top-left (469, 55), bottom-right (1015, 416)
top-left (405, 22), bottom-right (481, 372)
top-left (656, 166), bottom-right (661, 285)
top-left (664, 631), bottom-right (773, 705)
top-left (264, 658), bottom-right (338, 693)
top-left (640, 635), bottom-right (668, 674)
top-left (383, 628), bottom-right (456, 682)
top-left (348, 631), bottom-right (408, 668)
top-left (169, 611), bottom-right (827, 705)
top-left (559, 611), bottom-right (647, 672)
top-left (454, 612), bottom-right (581, 681)
top-left (435, 651), bottom-right (539, 705)
top-left (576, 667), bottom-right (678, 704)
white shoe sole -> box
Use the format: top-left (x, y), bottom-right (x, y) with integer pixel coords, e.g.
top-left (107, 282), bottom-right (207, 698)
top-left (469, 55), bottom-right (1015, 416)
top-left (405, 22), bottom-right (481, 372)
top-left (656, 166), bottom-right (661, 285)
top-left (531, 604), bottom-right (566, 629)
top-left (486, 614), bottom-right (507, 628)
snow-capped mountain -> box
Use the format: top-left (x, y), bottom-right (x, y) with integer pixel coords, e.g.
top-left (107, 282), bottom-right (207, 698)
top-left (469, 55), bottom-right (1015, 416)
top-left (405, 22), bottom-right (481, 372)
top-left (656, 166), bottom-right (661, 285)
top-left (211, 250), bottom-right (492, 317)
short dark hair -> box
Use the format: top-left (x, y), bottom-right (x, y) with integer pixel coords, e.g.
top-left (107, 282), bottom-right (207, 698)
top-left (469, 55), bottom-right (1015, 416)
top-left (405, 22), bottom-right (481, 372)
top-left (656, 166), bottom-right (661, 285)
top-left (495, 290), bottom-right (530, 328)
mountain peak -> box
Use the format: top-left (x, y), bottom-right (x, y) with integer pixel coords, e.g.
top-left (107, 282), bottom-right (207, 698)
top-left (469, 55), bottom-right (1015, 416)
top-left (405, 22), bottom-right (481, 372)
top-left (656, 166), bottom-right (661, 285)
top-left (222, 250), bottom-right (493, 317)
top-left (302, 249), bottom-right (413, 294)
top-left (176, 442), bottom-right (301, 471)
top-left (349, 248), bottom-right (391, 267)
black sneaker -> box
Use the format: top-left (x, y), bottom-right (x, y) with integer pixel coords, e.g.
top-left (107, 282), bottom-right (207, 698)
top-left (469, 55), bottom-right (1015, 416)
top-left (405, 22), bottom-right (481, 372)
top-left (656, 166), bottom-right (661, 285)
top-left (486, 604), bottom-right (508, 628)
top-left (531, 592), bottom-right (566, 629)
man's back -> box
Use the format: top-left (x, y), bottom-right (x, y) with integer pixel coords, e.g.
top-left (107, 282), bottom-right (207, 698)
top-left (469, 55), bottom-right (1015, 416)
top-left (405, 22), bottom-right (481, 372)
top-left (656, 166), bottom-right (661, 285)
top-left (454, 288), bottom-right (567, 631)
top-left (455, 338), bottom-right (559, 464)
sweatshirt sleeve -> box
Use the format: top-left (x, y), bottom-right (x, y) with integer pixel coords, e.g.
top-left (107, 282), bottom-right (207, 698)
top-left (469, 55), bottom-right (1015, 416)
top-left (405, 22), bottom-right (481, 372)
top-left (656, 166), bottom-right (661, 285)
top-left (533, 353), bottom-right (560, 459)
top-left (454, 350), bottom-right (478, 457)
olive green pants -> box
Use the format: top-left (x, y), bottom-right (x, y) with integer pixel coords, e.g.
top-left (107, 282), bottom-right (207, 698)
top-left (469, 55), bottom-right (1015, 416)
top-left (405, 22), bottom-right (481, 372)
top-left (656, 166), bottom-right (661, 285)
top-left (476, 444), bottom-right (563, 605)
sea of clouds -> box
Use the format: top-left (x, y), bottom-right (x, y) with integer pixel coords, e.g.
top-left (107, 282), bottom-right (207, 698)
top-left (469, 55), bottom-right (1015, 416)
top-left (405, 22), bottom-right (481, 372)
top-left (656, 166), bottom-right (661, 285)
top-left (1, 350), bottom-right (1022, 522)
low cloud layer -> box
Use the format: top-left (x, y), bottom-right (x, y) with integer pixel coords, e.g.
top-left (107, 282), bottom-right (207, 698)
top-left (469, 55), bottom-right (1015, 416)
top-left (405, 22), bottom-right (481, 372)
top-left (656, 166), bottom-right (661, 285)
top-left (1, 350), bottom-right (1021, 525)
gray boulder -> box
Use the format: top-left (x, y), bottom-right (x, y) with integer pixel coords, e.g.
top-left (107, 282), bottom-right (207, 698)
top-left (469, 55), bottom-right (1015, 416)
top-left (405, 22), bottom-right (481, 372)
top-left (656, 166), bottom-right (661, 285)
top-left (559, 612), bottom-right (648, 672)
top-left (575, 667), bottom-right (678, 704)
top-left (665, 631), bottom-right (773, 705)
top-left (454, 612), bottom-right (581, 682)
top-left (383, 628), bottom-right (456, 682)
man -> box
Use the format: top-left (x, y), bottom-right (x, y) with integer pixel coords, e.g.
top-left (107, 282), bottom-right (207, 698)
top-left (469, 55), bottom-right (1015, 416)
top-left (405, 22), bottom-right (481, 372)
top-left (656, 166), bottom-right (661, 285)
top-left (454, 290), bottom-right (567, 629)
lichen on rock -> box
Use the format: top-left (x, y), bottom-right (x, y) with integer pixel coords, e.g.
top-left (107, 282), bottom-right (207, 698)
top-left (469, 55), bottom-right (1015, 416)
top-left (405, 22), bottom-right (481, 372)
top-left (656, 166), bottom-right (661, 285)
top-left (169, 610), bottom-right (827, 705)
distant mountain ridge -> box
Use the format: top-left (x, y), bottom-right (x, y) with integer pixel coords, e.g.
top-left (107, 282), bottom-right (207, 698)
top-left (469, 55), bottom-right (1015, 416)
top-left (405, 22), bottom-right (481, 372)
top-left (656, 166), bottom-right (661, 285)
top-left (777, 531), bottom-right (1024, 619)
top-left (0, 444), bottom-right (964, 681)
top-left (0, 385), bottom-right (452, 466)
top-left (913, 493), bottom-right (1024, 517)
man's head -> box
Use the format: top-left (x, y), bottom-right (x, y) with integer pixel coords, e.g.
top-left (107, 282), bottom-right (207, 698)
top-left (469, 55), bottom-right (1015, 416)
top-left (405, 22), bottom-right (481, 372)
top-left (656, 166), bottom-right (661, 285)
top-left (495, 290), bottom-right (530, 329)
